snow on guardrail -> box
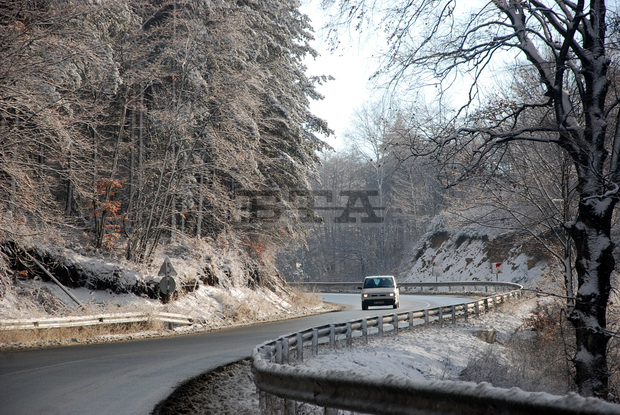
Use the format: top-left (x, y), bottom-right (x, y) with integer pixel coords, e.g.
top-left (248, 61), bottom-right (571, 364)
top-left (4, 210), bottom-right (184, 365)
top-left (253, 282), bottom-right (620, 415)
top-left (0, 312), bottom-right (194, 330)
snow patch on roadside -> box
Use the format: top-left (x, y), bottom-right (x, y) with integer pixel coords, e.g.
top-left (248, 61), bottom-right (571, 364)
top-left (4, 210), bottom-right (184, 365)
top-left (299, 297), bottom-right (538, 383)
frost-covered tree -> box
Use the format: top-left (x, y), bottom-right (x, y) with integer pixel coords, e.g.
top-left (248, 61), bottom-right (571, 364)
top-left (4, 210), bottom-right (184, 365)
top-left (326, 0), bottom-right (619, 398)
top-left (1, 0), bottom-right (330, 273)
top-left (445, 66), bottom-right (580, 304)
top-left (0, 0), bottom-right (112, 229)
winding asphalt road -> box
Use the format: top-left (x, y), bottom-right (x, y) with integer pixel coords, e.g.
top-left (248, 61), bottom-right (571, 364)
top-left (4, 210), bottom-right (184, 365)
top-left (0, 294), bottom-right (472, 415)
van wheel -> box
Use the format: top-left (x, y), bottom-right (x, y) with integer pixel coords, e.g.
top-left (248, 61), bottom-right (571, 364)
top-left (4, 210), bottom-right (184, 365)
top-left (362, 304), bottom-right (368, 310)
top-left (393, 303), bottom-right (399, 309)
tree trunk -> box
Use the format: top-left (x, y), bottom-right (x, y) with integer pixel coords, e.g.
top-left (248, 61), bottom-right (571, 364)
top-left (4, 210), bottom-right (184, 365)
top-left (129, 108), bottom-right (135, 219)
top-left (65, 174), bottom-right (73, 217)
top-left (138, 87), bottom-right (144, 199)
top-left (196, 172), bottom-right (204, 237)
top-left (65, 145), bottom-right (74, 217)
top-left (568, 197), bottom-right (615, 398)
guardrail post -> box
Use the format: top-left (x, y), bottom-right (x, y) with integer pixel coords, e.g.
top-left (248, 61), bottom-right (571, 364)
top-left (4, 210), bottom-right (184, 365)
top-left (275, 340), bottom-right (283, 364)
top-left (484, 298), bottom-right (489, 311)
top-left (329, 324), bottom-right (336, 349)
top-left (284, 399), bottom-right (295, 415)
top-left (346, 322), bottom-right (352, 347)
top-left (408, 311), bottom-right (414, 331)
top-left (282, 337), bottom-right (289, 365)
top-left (451, 305), bottom-right (456, 325)
top-left (464, 303), bottom-right (469, 322)
top-left (378, 316), bottom-right (384, 338)
top-left (438, 307), bottom-right (444, 328)
top-left (312, 328), bottom-right (318, 356)
top-left (267, 394), bottom-right (281, 415)
top-left (393, 313), bottom-right (399, 335)
top-left (362, 318), bottom-right (368, 344)
top-left (263, 345), bottom-right (274, 362)
top-left (475, 301), bottom-right (480, 315)
top-left (259, 391), bottom-right (266, 414)
top-left (424, 309), bottom-right (429, 328)
top-left (296, 333), bottom-right (303, 363)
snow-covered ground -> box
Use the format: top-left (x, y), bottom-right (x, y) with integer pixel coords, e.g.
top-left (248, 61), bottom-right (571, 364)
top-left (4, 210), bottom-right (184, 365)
top-left (398, 215), bottom-right (558, 293)
top-left (0, 239), bottom-right (333, 349)
top-left (299, 296), bottom-right (542, 383)
top-left (0, 278), bottom-right (332, 350)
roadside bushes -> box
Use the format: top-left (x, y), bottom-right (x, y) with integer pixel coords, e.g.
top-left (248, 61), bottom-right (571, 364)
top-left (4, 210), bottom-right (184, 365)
top-left (460, 299), bottom-right (575, 395)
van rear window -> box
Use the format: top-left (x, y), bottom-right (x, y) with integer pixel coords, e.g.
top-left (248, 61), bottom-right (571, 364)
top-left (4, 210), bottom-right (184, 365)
top-left (364, 278), bottom-right (394, 288)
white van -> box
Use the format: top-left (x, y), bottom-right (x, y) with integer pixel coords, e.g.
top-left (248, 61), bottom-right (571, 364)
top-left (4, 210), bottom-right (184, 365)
top-left (360, 275), bottom-right (399, 310)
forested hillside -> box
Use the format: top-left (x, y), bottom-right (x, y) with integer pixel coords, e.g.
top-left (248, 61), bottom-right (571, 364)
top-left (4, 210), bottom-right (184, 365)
top-left (0, 0), bottom-right (330, 297)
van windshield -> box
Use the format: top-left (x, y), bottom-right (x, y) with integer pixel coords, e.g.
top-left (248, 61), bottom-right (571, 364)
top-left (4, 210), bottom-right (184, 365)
top-left (364, 278), bottom-right (394, 288)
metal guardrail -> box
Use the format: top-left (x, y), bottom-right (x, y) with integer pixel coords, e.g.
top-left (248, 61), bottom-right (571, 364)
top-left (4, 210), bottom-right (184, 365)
top-left (290, 280), bottom-right (522, 294)
top-left (253, 282), bottom-right (620, 415)
top-left (0, 312), bottom-right (195, 330)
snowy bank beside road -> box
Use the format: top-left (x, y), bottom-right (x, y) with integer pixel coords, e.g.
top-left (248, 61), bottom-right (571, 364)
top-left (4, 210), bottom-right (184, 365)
top-left (0, 280), bottom-right (332, 350)
top-left (299, 296), bottom-right (547, 386)
top-left (0, 239), bottom-right (332, 350)
top-left (399, 215), bottom-right (556, 290)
